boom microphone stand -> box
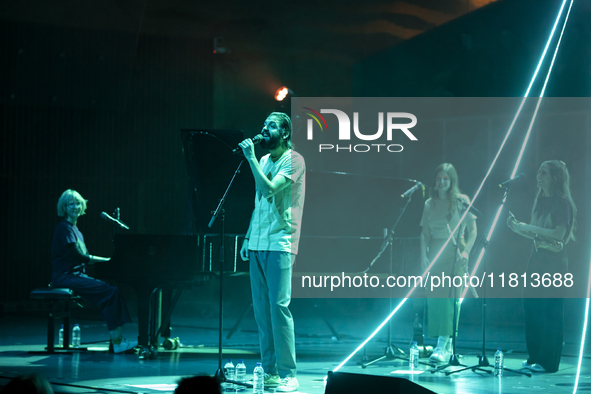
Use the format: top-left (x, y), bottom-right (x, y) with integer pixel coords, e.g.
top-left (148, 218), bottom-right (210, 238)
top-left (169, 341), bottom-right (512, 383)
top-left (359, 186), bottom-right (431, 368)
top-left (445, 186), bottom-right (531, 377)
top-left (210, 159), bottom-right (252, 390)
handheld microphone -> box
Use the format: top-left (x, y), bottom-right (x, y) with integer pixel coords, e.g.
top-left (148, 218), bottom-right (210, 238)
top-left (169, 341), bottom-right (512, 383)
top-left (100, 212), bottom-right (130, 230)
top-left (499, 172), bottom-right (525, 188)
top-left (232, 134), bottom-right (264, 154)
top-left (401, 182), bottom-right (423, 198)
top-left (457, 197), bottom-right (482, 218)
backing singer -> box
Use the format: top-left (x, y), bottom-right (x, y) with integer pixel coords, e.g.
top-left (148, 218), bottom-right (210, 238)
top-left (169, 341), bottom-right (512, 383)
top-left (419, 163), bottom-right (477, 362)
top-left (507, 160), bottom-right (576, 373)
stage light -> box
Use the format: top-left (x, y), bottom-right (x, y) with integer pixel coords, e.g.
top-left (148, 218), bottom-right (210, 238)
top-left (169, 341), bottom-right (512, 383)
top-left (275, 86), bottom-right (293, 101)
top-left (333, 0), bottom-right (572, 372)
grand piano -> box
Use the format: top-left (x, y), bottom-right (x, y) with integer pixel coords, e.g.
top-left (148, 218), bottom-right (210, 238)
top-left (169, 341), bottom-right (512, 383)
top-left (94, 129), bottom-right (252, 354)
top-left (94, 234), bottom-right (202, 351)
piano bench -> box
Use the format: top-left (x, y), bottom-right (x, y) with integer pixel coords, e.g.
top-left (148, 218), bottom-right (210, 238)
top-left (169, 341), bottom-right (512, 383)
top-left (29, 287), bottom-right (83, 354)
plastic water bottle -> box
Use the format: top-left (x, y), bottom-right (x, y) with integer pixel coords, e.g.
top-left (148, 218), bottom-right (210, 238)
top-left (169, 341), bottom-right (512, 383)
top-left (253, 362), bottom-right (264, 394)
top-left (410, 341), bottom-right (420, 369)
top-left (494, 348), bottom-right (504, 377)
top-left (222, 359), bottom-right (234, 391)
top-left (235, 359), bottom-right (246, 392)
top-left (58, 324), bottom-right (64, 348)
top-left (72, 324), bottom-right (81, 348)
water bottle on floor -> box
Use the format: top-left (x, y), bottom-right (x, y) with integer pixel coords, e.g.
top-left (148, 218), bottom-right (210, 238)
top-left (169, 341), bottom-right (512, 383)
top-left (72, 324), bottom-right (81, 348)
top-left (253, 363), bottom-right (264, 394)
top-left (235, 360), bottom-right (246, 392)
top-left (58, 324), bottom-right (64, 348)
top-left (222, 359), bottom-right (234, 391)
top-left (494, 348), bottom-right (504, 377)
top-left (410, 341), bottom-right (419, 369)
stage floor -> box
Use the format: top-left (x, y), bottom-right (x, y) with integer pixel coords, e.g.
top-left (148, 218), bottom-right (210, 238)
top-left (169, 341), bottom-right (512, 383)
top-left (0, 301), bottom-right (589, 394)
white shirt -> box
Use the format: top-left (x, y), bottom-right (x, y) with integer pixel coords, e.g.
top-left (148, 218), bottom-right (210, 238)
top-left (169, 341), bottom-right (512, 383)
top-left (248, 150), bottom-right (306, 254)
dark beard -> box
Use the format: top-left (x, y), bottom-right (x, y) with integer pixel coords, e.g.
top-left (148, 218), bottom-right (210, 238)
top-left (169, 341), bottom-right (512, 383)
top-left (260, 135), bottom-right (280, 150)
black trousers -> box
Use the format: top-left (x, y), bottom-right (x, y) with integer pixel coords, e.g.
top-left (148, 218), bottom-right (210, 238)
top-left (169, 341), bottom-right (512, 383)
top-left (52, 272), bottom-right (131, 331)
top-left (523, 298), bottom-right (564, 372)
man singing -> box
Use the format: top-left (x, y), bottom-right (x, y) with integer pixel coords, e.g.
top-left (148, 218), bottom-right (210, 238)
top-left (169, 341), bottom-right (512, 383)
top-left (239, 112), bottom-right (305, 392)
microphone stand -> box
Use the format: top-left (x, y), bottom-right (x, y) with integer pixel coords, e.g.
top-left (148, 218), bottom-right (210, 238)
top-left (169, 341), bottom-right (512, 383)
top-left (209, 158), bottom-right (252, 390)
top-left (430, 217), bottom-right (485, 374)
top-left (445, 186), bottom-right (531, 377)
top-left (359, 190), bottom-right (432, 368)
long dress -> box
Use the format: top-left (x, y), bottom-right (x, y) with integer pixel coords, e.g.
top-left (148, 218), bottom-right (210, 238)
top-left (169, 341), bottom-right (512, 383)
top-left (420, 195), bottom-right (476, 338)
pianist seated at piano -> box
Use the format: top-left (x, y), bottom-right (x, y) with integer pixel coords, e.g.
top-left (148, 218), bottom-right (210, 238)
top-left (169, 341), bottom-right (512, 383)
top-left (50, 189), bottom-right (137, 353)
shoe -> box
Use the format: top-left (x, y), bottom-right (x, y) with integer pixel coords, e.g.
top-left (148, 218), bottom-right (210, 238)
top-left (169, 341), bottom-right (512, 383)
top-left (445, 340), bottom-right (453, 355)
top-left (429, 347), bottom-right (448, 363)
top-left (249, 373), bottom-right (281, 387)
top-left (276, 376), bottom-right (299, 392)
top-left (521, 360), bottom-right (533, 368)
top-left (531, 364), bottom-right (547, 372)
top-left (264, 374), bottom-right (281, 387)
top-left (522, 361), bottom-right (546, 372)
top-left (113, 338), bottom-right (138, 354)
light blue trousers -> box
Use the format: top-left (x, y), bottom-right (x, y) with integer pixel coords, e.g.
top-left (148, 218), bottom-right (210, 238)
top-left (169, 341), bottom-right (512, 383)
top-left (249, 250), bottom-right (297, 378)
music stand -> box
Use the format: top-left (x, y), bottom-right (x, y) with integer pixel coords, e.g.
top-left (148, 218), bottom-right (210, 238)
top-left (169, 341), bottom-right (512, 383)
top-left (359, 189), bottom-right (432, 368)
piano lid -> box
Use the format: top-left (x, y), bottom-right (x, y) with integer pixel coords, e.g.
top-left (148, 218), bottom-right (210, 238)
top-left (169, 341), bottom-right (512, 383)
top-left (181, 129), bottom-right (255, 235)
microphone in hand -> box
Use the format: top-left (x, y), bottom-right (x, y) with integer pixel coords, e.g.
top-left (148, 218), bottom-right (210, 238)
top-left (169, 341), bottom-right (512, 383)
top-left (100, 212), bottom-right (130, 230)
top-left (232, 134), bottom-right (264, 154)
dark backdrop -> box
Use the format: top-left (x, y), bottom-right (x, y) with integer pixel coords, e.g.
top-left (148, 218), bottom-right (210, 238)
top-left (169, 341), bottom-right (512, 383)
top-left (0, 20), bottom-right (213, 301)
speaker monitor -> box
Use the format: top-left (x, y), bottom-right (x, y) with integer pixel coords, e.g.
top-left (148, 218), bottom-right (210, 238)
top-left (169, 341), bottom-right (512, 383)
top-left (325, 371), bottom-right (436, 394)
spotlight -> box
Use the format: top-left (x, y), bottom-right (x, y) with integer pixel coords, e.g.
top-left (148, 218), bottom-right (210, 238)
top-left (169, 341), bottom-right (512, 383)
top-left (275, 86), bottom-right (294, 101)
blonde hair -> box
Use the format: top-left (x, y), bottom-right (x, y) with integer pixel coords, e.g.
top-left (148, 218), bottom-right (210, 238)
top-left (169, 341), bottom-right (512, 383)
top-left (57, 189), bottom-right (88, 217)
top-left (531, 160), bottom-right (577, 242)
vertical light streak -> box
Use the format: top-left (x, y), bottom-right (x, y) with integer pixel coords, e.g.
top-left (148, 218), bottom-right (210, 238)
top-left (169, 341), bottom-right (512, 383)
top-left (573, 292), bottom-right (590, 393)
top-left (523, 0), bottom-right (568, 98)
top-left (333, 0), bottom-right (572, 372)
top-left (511, 0), bottom-right (575, 179)
top-left (469, 0), bottom-right (574, 282)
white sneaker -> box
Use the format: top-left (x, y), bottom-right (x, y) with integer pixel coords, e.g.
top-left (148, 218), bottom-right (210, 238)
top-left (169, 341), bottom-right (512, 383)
top-left (522, 361), bottom-right (546, 372)
top-left (429, 347), bottom-right (448, 363)
top-left (445, 339), bottom-right (453, 354)
top-left (113, 338), bottom-right (137, 353)
top-left (276, 376), bottom-right (299, 392)
top-left (248, 373), bottom-right (280, 387)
